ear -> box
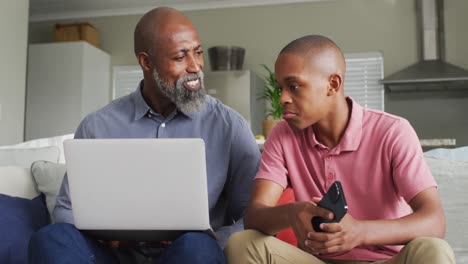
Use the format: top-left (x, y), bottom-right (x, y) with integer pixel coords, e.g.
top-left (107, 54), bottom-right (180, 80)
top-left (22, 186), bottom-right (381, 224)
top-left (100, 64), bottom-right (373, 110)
top-left (327, 74), bottom-right (343, 96)
top-left (137, 52), bottom-right (152, 72)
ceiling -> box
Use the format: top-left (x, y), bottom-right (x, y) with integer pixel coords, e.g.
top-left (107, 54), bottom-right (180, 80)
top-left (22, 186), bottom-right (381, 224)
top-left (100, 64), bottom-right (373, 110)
top-left (29, 0), bottom-right (326, 22)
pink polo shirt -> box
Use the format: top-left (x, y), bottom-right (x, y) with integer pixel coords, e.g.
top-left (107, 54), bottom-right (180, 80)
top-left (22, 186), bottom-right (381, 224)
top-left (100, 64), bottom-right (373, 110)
top-left (256, 97), bottom-right (436, 261)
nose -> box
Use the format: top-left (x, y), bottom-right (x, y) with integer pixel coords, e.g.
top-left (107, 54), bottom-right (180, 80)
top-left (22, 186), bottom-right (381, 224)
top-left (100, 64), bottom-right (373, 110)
top-left (279, 89), bottom-right (292, 106)
top-left (186, 53), bottom-right (203, 73)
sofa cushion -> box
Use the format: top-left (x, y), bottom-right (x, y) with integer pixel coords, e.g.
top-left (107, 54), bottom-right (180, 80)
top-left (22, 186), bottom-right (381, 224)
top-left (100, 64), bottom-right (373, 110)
top-left (0, 194), bottom-right (49, 264)
top-left (30, 161), bottom-right (67, 220)
top-left (0, 146), bottom-right (60, 168)
top-left (424, 146), bottom-right (468, 162)
top-left (0, 166), bottom-right (39, 199)
top-left (425, 157), bottom-right (468, 263)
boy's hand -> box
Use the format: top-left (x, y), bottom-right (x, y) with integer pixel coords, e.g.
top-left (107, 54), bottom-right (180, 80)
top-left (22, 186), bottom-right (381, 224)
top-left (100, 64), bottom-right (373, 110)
top-left (305, 213), bottom-right (364, 255)
top-left (288, 201), bottom-right (333, 255)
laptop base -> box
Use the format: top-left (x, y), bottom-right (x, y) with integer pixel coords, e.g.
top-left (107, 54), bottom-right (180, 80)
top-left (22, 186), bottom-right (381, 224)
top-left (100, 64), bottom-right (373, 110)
top-left (82, 230), bottom-right (192, 242)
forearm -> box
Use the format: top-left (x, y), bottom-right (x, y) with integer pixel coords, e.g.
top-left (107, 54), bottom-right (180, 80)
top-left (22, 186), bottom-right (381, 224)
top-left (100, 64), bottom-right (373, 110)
top-left (362, 196), bottom-right (445, 245)
top-left (245, 203), bottom-right (294, 235)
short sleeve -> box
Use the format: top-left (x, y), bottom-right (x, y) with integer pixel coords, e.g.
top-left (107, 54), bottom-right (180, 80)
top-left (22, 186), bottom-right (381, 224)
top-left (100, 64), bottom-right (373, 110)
top-left (389, 119), bottom-right (437, 202)
top-left (255, 122), bottom-right (289, 189)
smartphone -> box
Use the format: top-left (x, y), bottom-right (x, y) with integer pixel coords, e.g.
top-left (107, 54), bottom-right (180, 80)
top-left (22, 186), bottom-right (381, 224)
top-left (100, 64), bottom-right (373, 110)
top-left (311, 181), bottom-right (348, 232)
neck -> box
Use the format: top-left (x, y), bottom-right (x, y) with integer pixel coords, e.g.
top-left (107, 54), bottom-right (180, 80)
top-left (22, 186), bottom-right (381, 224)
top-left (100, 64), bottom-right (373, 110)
top-left (142, 78), bottom-right (176, 117)
top-left (313, 96), bottom-right (351, 149)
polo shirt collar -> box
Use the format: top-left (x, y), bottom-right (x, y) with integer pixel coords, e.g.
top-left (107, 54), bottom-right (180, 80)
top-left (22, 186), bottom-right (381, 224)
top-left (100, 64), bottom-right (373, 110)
top-left (336, 97), bottom-right (363, 153)
top-left (309, 97), bottom-right (362, 153)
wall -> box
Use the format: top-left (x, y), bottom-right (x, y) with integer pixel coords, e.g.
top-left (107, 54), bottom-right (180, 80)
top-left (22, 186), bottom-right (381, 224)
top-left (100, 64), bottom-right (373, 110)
top-left (28, 0), bottom-right (421, 75)
top-left (0, 0), bottom-right (29, 145)
top-left (384, 0), bottom-right (468, 146)
top-left (28, 0), bottom-right (468, 145)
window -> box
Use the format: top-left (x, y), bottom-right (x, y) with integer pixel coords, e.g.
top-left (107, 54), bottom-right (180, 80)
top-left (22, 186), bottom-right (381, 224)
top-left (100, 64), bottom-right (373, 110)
top-left (113, 66), bottom-right (143, 99)
top-left (343, 52), bottom-right (384, 111)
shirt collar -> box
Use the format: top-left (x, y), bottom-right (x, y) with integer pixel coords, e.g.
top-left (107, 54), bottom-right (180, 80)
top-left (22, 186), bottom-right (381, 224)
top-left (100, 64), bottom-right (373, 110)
top-left (336, 97), bottom-right (363, 153)
top-left (309, 97), bottom-right (363, 153)
top-left (132, 81), bottom-right (152, 121)
top-left (132, 80), bottom-right (204, 121)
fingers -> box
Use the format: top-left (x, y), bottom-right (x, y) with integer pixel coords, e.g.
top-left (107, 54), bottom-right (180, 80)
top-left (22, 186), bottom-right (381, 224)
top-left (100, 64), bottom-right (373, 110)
top-left (319, 222), bottom-right (343, 233)
top-left (306, 241), bottom-right (344, 255)
top-left (304, 239), bottom-right (320, 255)
top-left (304, 223), bottom-right (343, 255)
top-left (308, 222), bottom-right (342, 240)
top-left (313, 207), bottom-right (334, 220)
top-left (304, 234), bottom-right (344, 255)
top-left (311, 197), bottom-right (321, 204)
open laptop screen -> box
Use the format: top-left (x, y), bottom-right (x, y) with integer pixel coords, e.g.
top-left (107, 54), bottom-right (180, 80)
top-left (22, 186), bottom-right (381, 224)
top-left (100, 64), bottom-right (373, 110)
top-left (63, 138), bottom-right (211, 241)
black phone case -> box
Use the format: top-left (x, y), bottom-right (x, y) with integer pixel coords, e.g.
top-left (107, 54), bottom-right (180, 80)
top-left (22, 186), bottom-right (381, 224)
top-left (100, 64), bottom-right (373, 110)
top-left (311, 181), bottom-right (348, 232)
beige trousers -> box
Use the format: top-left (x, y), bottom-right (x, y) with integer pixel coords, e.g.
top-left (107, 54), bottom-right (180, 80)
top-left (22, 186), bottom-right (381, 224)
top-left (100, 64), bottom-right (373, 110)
top-left (224, 230), bottom-right (455, 264)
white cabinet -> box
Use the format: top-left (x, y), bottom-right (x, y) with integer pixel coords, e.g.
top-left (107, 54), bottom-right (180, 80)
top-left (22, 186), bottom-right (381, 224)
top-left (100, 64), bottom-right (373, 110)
top-left (205, 70), bottom-right (265, 135)
top-left (25, 41), bottom-right (110, 141)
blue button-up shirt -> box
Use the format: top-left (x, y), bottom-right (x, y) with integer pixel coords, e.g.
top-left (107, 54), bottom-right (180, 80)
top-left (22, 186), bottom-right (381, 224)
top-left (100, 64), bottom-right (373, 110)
top-left (54, 83), bottom-right (261, 247)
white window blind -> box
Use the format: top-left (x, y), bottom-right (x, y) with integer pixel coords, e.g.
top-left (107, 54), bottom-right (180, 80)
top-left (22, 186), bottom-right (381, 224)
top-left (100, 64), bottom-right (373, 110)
top-left (113, 66), bottom-right (143, 99)
top-left (344, 52), bottom-right (384, 111)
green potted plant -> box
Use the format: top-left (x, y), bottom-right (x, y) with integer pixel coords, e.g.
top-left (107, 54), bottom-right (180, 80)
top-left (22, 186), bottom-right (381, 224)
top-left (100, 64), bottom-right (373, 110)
top-left (260, 64), bottom-right (283, 138)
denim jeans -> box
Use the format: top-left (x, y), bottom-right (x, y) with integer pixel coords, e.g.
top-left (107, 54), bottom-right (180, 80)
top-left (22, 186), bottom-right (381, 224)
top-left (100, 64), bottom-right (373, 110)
top-left (28, 223), bottom-right (226, 264)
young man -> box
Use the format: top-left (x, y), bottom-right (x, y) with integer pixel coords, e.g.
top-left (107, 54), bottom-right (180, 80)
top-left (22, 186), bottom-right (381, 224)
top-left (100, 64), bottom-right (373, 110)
top-left (28, 7), bottom-right (260, 264)
top-left (225, 35), bottom-right (455, 264)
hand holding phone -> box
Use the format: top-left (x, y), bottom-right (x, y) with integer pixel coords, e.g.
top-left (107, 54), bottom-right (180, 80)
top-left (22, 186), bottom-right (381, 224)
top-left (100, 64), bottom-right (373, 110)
top-left (311, 181), bottom-right (348, 232)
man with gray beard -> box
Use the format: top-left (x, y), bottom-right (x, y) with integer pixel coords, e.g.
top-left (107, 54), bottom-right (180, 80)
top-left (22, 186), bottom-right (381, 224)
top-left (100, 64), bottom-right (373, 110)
top-left (29, 6), bottom-right (260, 264)
top-left (153, 69), bottom-right (206, 114)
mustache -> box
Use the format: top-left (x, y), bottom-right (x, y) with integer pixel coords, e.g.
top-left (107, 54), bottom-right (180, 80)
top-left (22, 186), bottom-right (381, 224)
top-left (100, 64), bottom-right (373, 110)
top-left (178, 72), bottom-right (204, 84)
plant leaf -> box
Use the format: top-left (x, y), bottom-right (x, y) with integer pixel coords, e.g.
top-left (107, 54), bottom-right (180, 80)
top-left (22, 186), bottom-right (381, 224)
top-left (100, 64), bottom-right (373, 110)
top-left (259, 64), bottom-right (283, 120)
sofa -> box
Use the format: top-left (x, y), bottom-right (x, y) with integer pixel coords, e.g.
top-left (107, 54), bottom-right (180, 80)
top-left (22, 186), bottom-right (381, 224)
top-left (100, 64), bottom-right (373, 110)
top-left (0, 135), bottom-right (467, 263)
top-left (0, 134), bottom-right (72, 263)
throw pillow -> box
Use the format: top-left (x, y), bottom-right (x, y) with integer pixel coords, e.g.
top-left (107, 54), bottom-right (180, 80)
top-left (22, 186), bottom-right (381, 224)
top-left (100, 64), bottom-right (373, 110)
top-left (30, 161), bottom-right (67, 219)
top-left (425, 157), bottom-right (468, 264)
top-left (0, 146), bottom-right (60, 168)
top-left (0, 166), bottom-right (39, 199)
top-left (0, 194), bottom-right (49, 264)
top-left (275, 188), bottom-right (297, 246)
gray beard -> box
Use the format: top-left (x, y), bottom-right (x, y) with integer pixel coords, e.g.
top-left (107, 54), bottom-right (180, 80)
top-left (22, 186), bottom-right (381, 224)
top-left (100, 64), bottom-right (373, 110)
top-left (153, 69), bottom-right (206, 114)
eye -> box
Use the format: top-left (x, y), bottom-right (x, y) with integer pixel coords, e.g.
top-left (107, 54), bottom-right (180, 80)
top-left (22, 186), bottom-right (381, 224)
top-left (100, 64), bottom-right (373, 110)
top-left (174, 55), bottom-right (185, 61)
top-left (289, 85), bottom-right (299, 91)
top-left (196, 50), bottom-right (204, 56)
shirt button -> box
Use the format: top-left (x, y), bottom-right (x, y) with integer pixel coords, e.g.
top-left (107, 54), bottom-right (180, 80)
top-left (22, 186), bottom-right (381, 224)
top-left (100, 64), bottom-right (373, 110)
top-left (328, 172), bottom-right (334, 178)
top-left (326, 156), bottom-right (331, 160)
top-left (161, 123), bottom-right (166, 128)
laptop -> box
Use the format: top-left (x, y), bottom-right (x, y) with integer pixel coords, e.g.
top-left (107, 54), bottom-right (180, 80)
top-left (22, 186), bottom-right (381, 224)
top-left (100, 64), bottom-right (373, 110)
top-left (63, 138), bottom-right (212, 241)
